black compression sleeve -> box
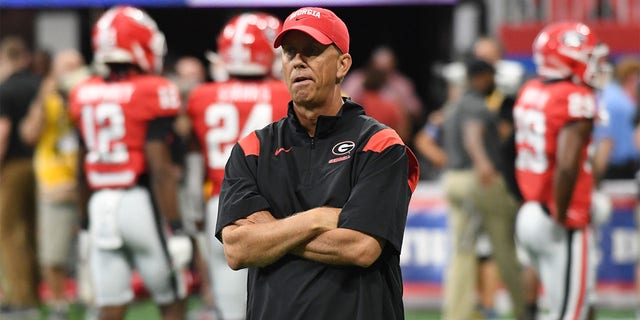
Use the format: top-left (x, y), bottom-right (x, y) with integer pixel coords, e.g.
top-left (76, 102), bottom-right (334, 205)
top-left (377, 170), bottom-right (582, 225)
top-left (146, 116), bottom-right (175, 142)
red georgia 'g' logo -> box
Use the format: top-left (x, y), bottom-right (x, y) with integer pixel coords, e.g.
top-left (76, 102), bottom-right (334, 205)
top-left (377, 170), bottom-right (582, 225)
top-left (332, 141), bottom-right (355, 155)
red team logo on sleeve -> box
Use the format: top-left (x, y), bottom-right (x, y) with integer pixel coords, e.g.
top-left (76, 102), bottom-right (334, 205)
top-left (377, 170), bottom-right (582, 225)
top-left (274, 147), bottom-right (292, 156)
top-left (187, 79), bottom-right (290, 195)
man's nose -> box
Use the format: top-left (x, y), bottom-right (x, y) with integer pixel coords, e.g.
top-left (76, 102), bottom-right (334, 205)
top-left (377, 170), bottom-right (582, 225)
top-left (290, 53), bottom-right (307, 68)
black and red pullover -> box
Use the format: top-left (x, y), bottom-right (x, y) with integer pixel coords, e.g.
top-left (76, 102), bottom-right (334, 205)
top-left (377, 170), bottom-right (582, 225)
top-left (216, 99), bottom-right (419, 320)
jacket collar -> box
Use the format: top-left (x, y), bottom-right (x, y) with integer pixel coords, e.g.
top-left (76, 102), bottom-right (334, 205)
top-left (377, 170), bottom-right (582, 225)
top-left (286, 98), bottom-right (365, 138)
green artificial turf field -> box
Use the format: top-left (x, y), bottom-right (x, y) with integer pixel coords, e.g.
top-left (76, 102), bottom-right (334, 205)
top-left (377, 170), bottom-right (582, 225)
top-left (36, 296), bottom-right (636, 320)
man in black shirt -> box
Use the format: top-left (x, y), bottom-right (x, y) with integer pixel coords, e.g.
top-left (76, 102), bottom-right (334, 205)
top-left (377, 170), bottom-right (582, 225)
top-left (215, 7), bottom-right (420, 320)
top-left (0, 36), bottom-right (41, 318)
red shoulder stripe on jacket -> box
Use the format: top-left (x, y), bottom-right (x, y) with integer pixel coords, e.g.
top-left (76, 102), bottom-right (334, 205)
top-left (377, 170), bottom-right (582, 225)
top-left (363, 128), bottom-right (420, 192)
top-left (238, 132), bottom-right (260, 157)
top-left (407, 147), bottom-right (420, 193)
top-left (363, 128), bottom-right (403, 153)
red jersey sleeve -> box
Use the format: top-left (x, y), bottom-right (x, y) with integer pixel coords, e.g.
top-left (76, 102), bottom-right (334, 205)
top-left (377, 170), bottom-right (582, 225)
top-left (128, 76), bottom-right (181, 121)
top-left (552, 83), bottom-right (597, 123)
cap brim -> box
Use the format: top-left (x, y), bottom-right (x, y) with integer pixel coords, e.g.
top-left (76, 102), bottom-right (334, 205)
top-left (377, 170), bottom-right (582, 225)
top-left (273, 25), bottom-right (333, 48)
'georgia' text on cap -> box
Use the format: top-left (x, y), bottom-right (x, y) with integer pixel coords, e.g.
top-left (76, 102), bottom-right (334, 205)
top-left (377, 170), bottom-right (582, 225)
top-left (289, 8), bottom-right (321, 20)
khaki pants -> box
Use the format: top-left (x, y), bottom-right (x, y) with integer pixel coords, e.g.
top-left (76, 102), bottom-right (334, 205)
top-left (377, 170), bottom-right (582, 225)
top-left (442, 170), bottom-right (524, 320)
top-left (636, 204), bottom-right (640, 264)
top-left (37, 200), bottom-right (77, 266)
top-left (0, 158), bottom-right (38, 306)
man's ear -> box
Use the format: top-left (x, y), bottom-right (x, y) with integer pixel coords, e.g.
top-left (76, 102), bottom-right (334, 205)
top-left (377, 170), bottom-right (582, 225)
top-left (337, 53), bottom-right (352, 81)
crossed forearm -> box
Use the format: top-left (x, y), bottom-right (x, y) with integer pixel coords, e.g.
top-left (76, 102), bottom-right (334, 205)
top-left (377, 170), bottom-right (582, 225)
top-left (222, 207), bottom-right (384, 269)
top-left (221, 207), bottom-right (339, 269)
top-left (291, 228), bottom-right (384, 267)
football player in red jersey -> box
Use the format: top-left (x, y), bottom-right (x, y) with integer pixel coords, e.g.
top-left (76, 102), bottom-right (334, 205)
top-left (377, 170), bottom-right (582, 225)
top-left (69, 6), bottom-right (188, 320)
top-left (185, 12), bottom-right (290, 320)
top-left (513, 22), bottom-right (609, 320)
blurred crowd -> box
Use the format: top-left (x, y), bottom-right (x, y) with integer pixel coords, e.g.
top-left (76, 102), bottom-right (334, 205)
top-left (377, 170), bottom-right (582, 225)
top-left (0, 6), bottom-right (640, 320)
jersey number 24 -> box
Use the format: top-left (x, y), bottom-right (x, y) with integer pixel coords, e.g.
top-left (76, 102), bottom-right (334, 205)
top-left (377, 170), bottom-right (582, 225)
top-left (205, 102), bottom-right (273, 169)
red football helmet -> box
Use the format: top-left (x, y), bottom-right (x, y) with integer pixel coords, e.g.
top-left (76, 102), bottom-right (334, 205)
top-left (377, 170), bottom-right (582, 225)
top-left (217, 12), bottom-right (283, 76)
top-left (92, 6), bottom-right (166, 74)
top-left (533, 21), bottom-right (609, 88)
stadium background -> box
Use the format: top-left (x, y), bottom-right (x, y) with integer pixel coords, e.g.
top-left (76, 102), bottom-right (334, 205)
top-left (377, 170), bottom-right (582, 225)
top-left (1, 0), bottom-right (639, 318)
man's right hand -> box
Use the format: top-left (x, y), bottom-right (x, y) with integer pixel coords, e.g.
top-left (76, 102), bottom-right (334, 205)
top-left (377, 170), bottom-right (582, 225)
top-left (221, 207), bottom-right (341, 269)
top-left (234, 210), bottom-right (277, 226)
top-left (236, 207), bottom-right (340, 232)
top-left (307, 207), bottom-right (341, 233)
top-left (475, 160), bottom-right (497, 186)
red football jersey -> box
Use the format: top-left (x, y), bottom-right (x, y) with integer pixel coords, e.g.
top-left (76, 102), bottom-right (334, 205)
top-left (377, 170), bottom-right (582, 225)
top-left (360, 91), bottom-right (404, 134)
top-left (69, 75), bottom-right (181, 190)
top-left (514, 78), bottom-right (595, 228)
top-left (187, 78), bottom-right (290, 195)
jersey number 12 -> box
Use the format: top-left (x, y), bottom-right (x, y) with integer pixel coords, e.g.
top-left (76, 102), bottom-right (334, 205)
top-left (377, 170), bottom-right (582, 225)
top-left (81, 103), bottom-right (129, 164)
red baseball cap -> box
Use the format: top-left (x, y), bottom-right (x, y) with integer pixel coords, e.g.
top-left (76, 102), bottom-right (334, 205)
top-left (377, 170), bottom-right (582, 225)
top-left (273, 7), bottom-right (349, 54)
